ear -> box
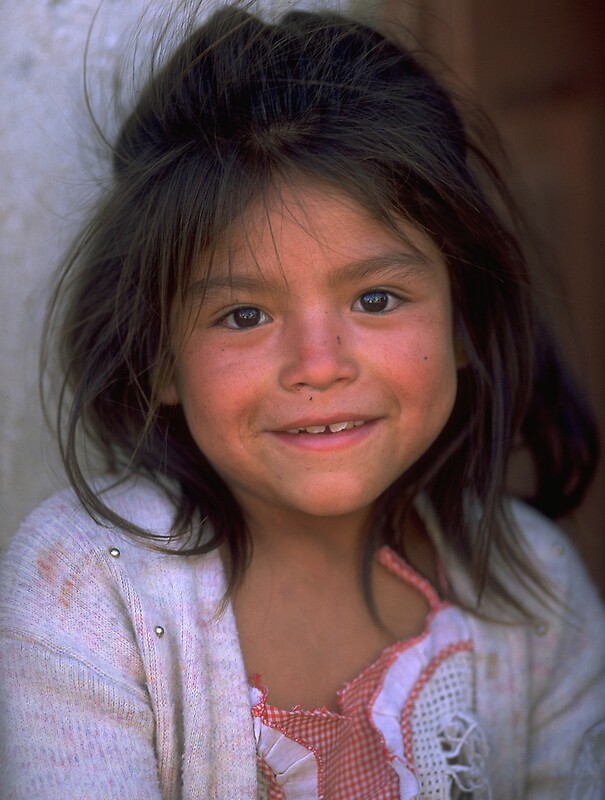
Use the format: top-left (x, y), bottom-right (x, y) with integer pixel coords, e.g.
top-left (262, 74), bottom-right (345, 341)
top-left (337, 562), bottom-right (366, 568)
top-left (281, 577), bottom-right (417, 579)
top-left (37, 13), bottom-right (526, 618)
top-left (159, 379), bottom-right (180, 406)
top-left (153, 362), bottom-right (180, 405)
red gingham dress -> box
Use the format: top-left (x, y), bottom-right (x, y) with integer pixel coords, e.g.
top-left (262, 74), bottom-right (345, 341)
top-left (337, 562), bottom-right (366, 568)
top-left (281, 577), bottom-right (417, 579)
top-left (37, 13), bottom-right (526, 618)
top-left (250, 547), bottom-right (491, 800)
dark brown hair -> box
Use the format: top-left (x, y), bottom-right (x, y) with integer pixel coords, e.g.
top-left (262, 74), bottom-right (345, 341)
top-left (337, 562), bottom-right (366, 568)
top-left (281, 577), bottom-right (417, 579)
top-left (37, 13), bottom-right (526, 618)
top-left (44, 2), bottom-right (598, 616)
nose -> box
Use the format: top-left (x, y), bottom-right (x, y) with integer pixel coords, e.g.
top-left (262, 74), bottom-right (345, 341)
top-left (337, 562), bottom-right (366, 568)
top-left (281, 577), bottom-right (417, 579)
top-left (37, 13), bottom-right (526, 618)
top-left (278, 310), bottom-right (359, 391)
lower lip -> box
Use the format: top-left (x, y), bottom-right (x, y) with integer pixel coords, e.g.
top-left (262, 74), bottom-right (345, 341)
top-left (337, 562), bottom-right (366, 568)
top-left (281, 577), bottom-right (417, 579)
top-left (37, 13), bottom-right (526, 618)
top-left (270, 421), bottom-right (378, 451)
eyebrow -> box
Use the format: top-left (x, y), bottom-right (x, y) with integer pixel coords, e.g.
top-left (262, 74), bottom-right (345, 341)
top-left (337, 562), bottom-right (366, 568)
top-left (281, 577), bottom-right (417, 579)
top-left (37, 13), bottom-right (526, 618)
top-left (188, 251), bottom-right (432, 299)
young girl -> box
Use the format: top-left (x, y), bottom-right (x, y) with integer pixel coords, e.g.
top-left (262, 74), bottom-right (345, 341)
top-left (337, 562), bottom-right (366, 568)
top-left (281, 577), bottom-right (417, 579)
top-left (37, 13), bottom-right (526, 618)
top-left (1, 3), bottom-right (604, 798)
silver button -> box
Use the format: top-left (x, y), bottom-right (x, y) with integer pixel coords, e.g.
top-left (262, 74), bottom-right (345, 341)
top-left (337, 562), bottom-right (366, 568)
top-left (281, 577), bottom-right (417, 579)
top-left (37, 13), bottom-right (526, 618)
top-left (534, 621), bottom-right (548, 636)
top-left (154, 625), bottom-right (165, 638)
top-left (109, 547), bottom-right (121, 558)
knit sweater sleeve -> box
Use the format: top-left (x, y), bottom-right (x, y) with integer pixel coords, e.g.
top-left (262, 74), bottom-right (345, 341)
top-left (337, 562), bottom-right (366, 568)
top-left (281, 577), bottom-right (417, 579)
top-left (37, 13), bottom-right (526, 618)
top-left (515, 503), bottom-right (605, 800)
top-left (0, 493), bottom-right (164, 800)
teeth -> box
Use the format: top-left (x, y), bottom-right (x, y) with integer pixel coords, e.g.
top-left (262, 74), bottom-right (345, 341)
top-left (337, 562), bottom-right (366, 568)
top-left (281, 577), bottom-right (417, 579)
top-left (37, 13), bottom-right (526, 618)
top-left (286, 420), bottom-right (366, 434)
top-left (328, 421), bottom-right (349, 433)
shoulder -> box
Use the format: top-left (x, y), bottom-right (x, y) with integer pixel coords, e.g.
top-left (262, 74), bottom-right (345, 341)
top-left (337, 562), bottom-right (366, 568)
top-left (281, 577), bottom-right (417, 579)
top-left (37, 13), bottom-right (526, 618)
top-left (9, 474), bottom-right (178, 545)
top-left (0, 476), bottom-right (217, 678)
top-left (0, 473), bottom-right (217, 602)
top-left (507, 499), bottom-right (569, 569)
top-left (433, 496), bottom-right (605, 679)
top-left (507, 505), bottom-right (605, 789)
top-left (1, 475), bottom-right (184, 579)
top-left (1, 476), bottom-right (171, 599)
top-left (506, 499), bottom-right (602, 615)
top-left (487, 501), bottom-right (605, 705)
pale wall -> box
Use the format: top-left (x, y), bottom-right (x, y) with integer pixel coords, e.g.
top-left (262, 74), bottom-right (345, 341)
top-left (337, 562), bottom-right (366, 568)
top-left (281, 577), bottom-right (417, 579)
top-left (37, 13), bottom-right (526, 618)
top-left (1, 0), bottom-right (149, 550)
top-left (0, 0), bottom-right (351, 550)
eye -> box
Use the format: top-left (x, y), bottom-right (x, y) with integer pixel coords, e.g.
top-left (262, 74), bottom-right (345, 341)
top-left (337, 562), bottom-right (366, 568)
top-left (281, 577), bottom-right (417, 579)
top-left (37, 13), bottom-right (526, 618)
top-left (219, 306), bottom-right (270, 329)
top-left (354, 290), bottom-right (401, 314)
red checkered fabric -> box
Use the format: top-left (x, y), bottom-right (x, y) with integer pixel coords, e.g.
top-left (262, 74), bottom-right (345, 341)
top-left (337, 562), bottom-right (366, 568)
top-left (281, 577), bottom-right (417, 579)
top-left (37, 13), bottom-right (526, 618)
top-left (251, 547), bottom-right (451, 800)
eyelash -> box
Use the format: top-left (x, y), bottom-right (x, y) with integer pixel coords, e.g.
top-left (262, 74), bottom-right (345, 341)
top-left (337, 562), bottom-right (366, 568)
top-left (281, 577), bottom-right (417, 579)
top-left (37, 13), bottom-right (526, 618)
top-left (216, 289), bottom-right (404, 330)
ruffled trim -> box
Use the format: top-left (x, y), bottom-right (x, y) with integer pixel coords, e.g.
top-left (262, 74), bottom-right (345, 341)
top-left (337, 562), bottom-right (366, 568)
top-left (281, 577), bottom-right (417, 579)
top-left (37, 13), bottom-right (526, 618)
top-left (251, 685), bottom-right (323, 800)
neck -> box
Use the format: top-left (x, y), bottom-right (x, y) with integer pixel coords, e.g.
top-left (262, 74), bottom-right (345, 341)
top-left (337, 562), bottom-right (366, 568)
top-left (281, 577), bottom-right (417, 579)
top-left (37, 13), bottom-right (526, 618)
top-left (242, 503), bottom-right (374, 576)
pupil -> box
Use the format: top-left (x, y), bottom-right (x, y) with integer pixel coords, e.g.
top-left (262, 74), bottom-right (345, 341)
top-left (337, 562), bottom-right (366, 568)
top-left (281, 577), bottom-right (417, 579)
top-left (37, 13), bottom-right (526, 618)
top-left (361, 291), bottom-right (388, 312)
top-left (234, 308), bottom-right (260, 327)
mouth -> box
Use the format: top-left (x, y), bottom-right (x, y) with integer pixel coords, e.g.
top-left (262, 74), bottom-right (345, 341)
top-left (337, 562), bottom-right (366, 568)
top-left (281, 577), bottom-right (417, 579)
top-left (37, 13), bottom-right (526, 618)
top-left (285, 420), bottom-right (366, 435)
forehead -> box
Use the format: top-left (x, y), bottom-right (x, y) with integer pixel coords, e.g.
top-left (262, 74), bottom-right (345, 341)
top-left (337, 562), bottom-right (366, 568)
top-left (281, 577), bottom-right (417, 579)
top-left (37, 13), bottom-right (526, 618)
top-left (191, 181), bottom-right (444, 291)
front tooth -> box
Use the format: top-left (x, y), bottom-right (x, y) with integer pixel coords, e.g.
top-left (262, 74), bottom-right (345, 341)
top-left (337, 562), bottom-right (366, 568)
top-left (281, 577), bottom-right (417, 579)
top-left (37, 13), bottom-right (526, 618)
top-left (305, 425), bottom-right (327, 434)
top-left (353, 420), bottom-right (365, 427)
top-left (328, 421), bottom-right (349, 433)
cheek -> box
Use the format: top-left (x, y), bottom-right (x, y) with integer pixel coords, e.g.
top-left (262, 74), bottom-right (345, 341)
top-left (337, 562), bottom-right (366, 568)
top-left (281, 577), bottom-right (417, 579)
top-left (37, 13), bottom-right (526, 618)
top-left (386, 310), bottom-right (457, 373)
top-left (175, 347), bottom-right (262, 448)
top-left (383, 322), bottom-right (458, 419)
top-left (172, 350), bottom-right (221, 435)
top-left (399, 354), bottom-right (457, 408)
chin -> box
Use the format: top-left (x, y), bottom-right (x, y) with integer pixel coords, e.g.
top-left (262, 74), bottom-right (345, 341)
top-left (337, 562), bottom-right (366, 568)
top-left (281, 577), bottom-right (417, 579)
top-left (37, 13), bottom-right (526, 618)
top-left (281, 487), bottom-right (379, 522)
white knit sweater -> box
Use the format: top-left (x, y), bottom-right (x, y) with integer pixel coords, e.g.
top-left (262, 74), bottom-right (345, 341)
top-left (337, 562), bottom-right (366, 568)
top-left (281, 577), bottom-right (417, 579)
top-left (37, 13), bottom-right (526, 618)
top-left (0, 477), bottom-right (604, 799)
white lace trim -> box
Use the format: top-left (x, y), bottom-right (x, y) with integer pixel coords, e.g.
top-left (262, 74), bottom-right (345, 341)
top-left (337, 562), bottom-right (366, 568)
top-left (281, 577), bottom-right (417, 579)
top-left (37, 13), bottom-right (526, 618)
top-left (438, 712), bottom-right (491, 798)
top-left (370, 606), bottom-right (491, 799)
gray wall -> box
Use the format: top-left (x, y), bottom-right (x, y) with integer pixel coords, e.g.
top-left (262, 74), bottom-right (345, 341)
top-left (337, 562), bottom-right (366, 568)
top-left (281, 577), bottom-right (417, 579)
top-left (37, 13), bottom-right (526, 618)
top-left (1, 0), bottom-right (147, 549)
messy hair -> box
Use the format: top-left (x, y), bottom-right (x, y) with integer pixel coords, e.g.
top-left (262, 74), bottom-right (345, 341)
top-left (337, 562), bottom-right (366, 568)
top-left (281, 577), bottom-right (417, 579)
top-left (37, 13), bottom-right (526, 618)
top-left (45, 2), bottom-right (598, 616)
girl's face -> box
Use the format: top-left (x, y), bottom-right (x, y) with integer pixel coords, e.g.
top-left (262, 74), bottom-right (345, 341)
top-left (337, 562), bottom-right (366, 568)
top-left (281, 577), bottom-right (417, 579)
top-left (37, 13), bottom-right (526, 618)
top-left (162, 184), bottom-right (459, 534)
